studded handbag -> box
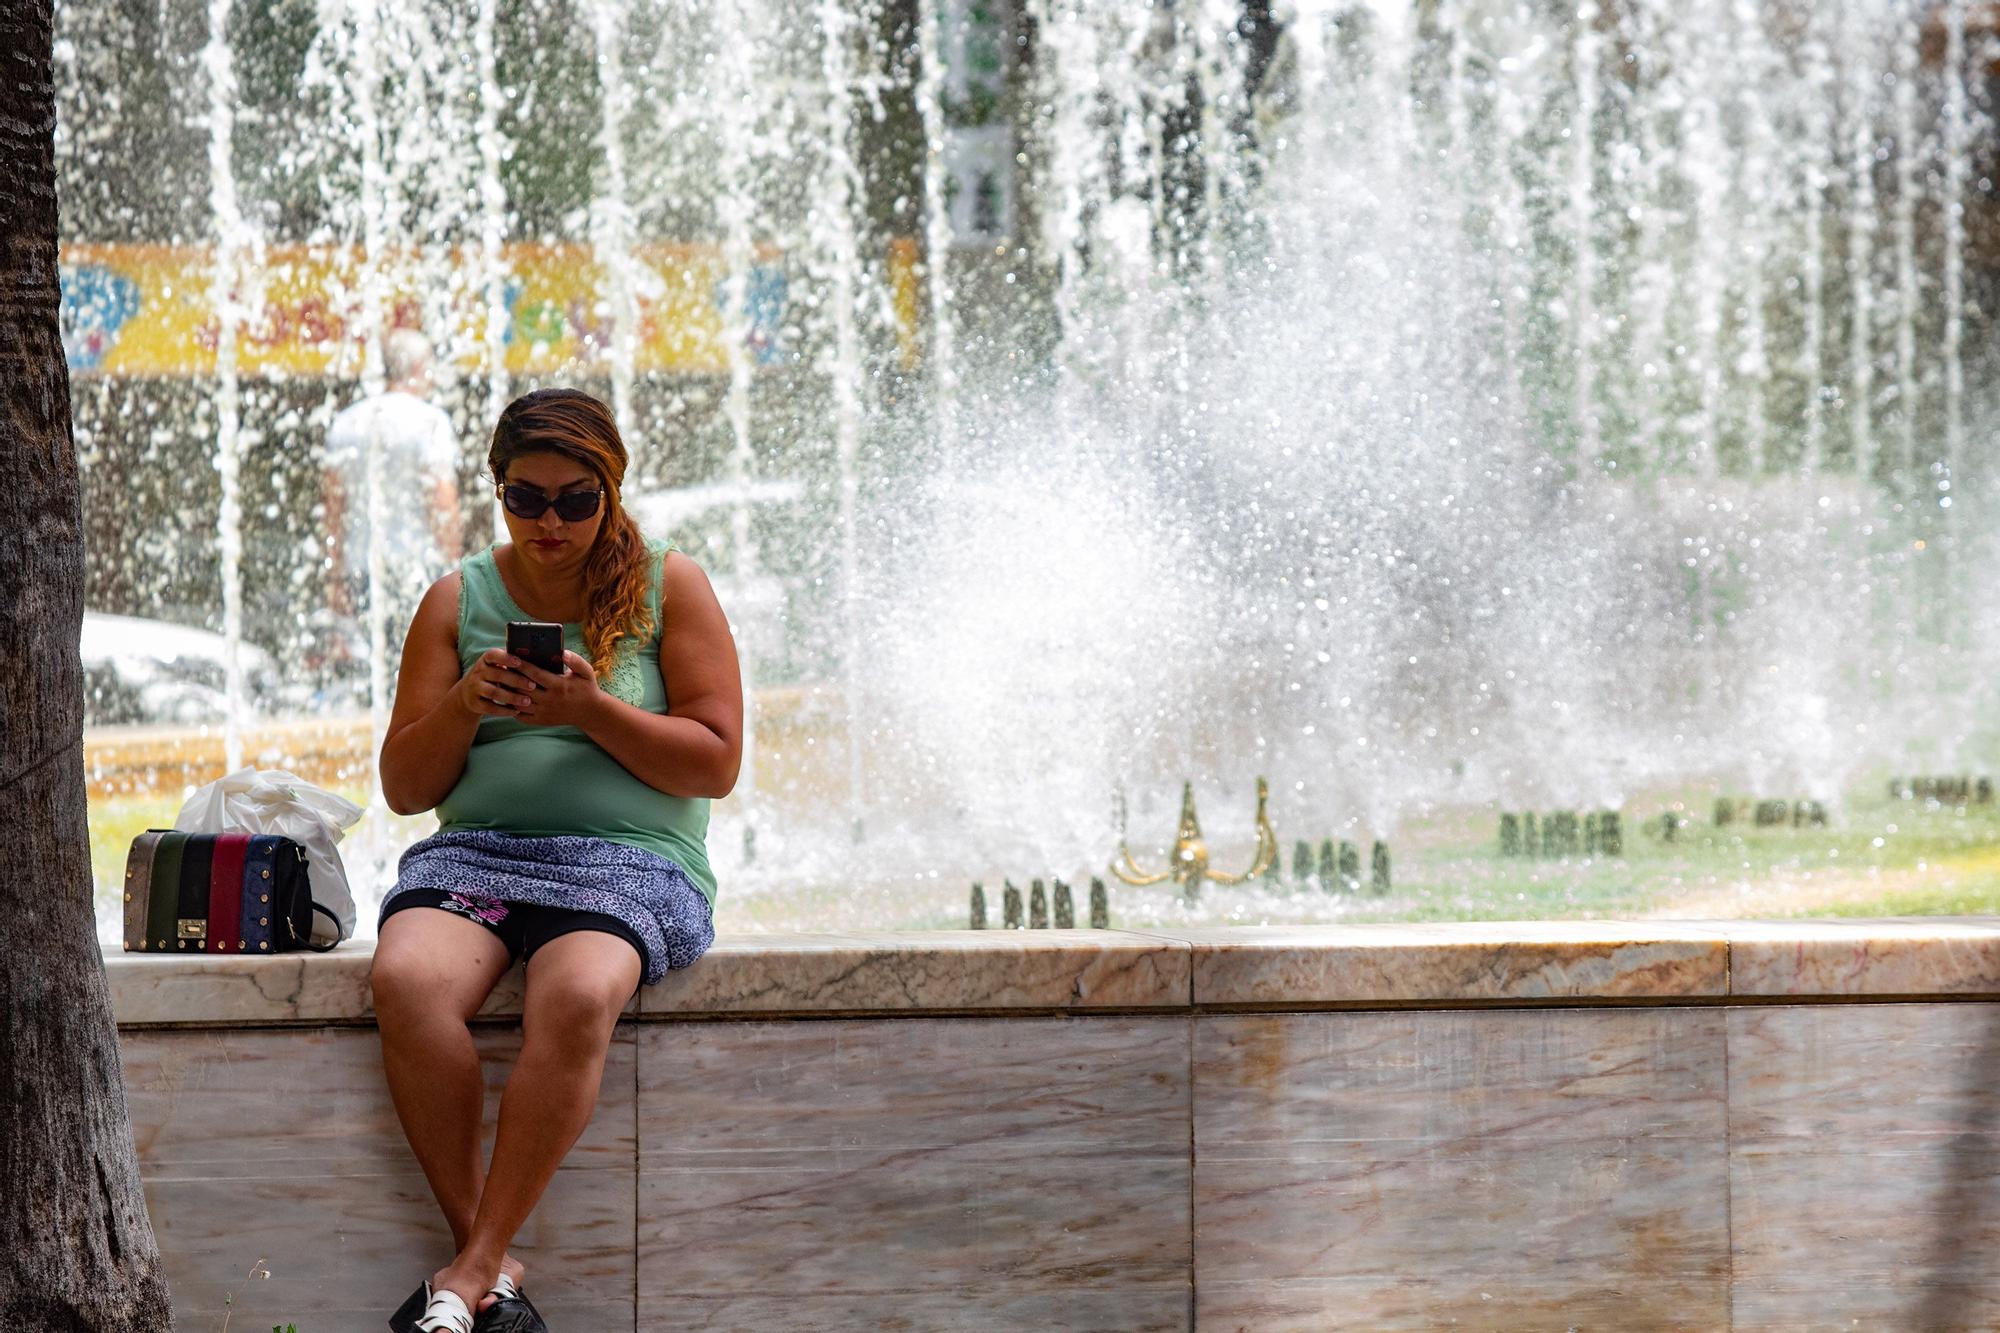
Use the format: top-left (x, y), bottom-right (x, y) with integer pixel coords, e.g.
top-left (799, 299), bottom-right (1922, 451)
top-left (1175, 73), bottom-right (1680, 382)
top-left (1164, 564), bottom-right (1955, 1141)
top-left (121, 829), bottom-right (340, 954)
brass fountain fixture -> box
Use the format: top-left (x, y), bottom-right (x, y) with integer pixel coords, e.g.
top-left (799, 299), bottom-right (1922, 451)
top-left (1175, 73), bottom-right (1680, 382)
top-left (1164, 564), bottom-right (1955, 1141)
top-left (1112, 777), bottom-right (1278, 903)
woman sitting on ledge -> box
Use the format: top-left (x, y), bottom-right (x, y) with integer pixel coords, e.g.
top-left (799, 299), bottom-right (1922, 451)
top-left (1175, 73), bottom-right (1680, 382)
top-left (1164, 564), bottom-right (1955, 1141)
top-left (371, 387), bottom-right (741, 1333)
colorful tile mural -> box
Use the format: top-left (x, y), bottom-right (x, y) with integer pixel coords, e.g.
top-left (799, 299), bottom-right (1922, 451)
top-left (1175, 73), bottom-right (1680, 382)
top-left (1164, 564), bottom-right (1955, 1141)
top-left (57, 240), bottom-right (921, 377)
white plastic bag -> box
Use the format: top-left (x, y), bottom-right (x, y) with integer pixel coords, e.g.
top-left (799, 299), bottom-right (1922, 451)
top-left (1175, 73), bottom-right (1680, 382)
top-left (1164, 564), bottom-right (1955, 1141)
top-left (174, 768), bottom-right (363, 944)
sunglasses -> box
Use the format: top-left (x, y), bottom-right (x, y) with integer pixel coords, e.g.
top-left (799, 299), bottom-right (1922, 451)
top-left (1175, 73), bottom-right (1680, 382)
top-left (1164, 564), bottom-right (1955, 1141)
top-left (499, 483), bottom-right (604, 523)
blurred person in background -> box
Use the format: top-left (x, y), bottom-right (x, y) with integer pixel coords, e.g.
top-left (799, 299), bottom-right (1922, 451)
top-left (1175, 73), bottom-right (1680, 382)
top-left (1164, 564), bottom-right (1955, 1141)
top-left (323, 327), bottom-right (463, 700)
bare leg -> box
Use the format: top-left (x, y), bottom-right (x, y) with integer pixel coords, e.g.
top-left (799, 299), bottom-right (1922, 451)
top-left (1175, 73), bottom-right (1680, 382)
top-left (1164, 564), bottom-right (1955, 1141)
top-left (427, 930), bottom-right (641, 1311)
top-left (371, 908), bottom-right (523, 1292)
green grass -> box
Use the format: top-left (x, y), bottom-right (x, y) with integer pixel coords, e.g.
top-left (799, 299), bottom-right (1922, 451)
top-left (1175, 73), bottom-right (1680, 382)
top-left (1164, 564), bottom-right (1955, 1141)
top-left (88, 793), bottom-right (185, 890)
top-left (1359, 781), bottom-right (2000, 920)
top-left (1376, 801), bottom-right (2000, 920)
top-left (1818, 884), bottom-right (2000, 916)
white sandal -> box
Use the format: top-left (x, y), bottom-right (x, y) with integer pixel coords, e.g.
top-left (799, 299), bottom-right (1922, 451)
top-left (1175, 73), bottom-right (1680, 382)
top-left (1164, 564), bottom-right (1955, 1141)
top-left (417, 1290), bottom-right (475, 1333)
top-left (388, 1282), bottom-right (475, 1333)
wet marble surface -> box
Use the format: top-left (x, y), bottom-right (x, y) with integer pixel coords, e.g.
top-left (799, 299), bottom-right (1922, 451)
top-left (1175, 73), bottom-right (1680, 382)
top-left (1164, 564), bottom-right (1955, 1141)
top-left (1193, 1007), bottom-right (1732, 1329)
top-left (635, 1015), bottom-right (1192, 1329)
top-left (103, 920), bottom-right (2000, 1027)
top-left (1728, 1002), bottom-right (2000, 1328)
top-left (105, 928), bottom-right (1194, 1024)
top-left (1136, 920), bottom-right (1733, 1006)
top-left (636, 927), bottom-right (1194, 1014)
top-left (105, 947), bottom-right (531, 1025)
top-left (120, 1025), bottom-right (636, 1330)
top-left (1721, 917), bottom-right (2000, 997)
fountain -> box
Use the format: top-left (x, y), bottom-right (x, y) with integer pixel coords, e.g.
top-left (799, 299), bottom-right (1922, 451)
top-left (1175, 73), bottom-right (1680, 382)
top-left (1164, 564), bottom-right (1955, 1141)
top-left (200, 0), bottom-right (250, 775)
top-left (1112, 778), bottom-right (1278, 903)
top-left (52, 0), bottom-right (2000, 935)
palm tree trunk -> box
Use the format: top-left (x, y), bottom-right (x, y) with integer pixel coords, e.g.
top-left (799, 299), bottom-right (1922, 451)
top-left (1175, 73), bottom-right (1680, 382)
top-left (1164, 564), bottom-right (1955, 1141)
top-left (0, 0), bottom-right (174, 1325)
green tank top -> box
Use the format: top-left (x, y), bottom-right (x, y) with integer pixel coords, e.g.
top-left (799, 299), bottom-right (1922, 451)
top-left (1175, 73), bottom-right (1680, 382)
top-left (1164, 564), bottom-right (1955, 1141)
top-left (434, 538), bottom-right (717, 905)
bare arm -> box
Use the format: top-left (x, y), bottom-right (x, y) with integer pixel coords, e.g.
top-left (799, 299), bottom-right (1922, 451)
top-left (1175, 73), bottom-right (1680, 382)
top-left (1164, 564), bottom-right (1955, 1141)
top-left (378, 572), bottom-right (542, 815)
top-left (538, 553), bottom-right (744, 800)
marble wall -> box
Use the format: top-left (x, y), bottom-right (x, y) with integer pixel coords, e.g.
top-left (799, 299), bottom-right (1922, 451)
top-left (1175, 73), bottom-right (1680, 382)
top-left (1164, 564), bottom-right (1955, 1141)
top-left (1727, 1004), bottom-right (2000, 1329)
top-left (119, 1000), bottom-right (2000, 1330)
top-left (1194, 1008), bottom-right (1731, 1329)
top-left (120, 1016), bottom-right (1194, 1333)
top-left (121, 1026), bottom-right (637, 1330)
top-left (636, 1017), bottom-right (1191, 1331)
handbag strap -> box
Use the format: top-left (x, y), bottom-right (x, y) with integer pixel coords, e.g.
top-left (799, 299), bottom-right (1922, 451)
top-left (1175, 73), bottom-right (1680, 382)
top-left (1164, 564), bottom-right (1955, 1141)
top-left (269, 839), bottom-right (341, 953)
top-left (301, 902), bottom-right (342, 953)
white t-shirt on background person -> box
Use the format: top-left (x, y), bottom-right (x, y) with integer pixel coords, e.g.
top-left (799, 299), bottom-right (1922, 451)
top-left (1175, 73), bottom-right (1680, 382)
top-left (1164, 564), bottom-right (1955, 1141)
top-left (323, 391), bottom-right (460, 636)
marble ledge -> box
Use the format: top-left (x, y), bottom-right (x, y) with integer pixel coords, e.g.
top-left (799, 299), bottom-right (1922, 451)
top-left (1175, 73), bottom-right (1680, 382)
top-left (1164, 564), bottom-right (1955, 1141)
top-left (1721, 917), bottom-right (2000, 997)
top-left (99, 918), bottom-right (2000, 1028)
top-left (1137, 920), bottom-right (1734, 1007)
top-left (635, 927), bottom-right (1190, 1016)
top-left (104, 928), bottom-right (1193, 1027)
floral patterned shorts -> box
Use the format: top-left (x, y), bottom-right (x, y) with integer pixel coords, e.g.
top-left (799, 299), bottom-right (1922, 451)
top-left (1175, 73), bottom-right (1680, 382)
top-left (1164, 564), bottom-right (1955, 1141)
top-left (382, 887), bottom-right (649, 969)
top-left (381, 829), bottom-right (714, 984)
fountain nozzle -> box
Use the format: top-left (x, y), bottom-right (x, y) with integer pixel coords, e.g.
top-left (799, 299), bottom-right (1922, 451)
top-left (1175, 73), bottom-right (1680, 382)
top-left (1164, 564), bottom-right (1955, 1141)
top-left (1112, 778), bottom-right (1277, 903)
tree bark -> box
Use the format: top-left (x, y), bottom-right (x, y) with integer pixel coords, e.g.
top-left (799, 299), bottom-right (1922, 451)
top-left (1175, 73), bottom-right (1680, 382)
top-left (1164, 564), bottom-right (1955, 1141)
top-left (0, 0), bottom-right (174, 1326)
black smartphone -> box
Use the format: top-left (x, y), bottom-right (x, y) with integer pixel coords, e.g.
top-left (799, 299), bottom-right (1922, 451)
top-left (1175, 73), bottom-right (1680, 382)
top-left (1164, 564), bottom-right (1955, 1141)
top-left (506, 620), bottom-right (566, 675)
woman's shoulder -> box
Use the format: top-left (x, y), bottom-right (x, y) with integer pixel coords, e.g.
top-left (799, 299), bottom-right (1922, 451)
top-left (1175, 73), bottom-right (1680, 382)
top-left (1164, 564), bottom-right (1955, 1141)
top-left (456, 543), bottom-right (502, 595)
top-left (431, 542), bottom-right (497, 626)
top-left (417, 566), bottom-right (465, 606)
top-left (408, 569), bottom-right (465, 643)
top-left (656, 547), bottom-right (721, 619)
top-left (643, 536), bottom-right (681, 600)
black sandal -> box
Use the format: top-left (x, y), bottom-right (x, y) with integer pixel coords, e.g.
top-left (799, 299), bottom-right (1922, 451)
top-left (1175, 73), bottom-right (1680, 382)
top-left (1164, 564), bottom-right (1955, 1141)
top-left (474, 1272), bottom-right (548, 1333)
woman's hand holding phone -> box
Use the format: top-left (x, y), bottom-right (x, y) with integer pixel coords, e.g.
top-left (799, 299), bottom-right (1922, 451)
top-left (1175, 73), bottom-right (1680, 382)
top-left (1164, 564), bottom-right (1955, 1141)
top-left (456, 649), bottom-right (541, 718)
top-left (512, 651), bottom-right (600, 728)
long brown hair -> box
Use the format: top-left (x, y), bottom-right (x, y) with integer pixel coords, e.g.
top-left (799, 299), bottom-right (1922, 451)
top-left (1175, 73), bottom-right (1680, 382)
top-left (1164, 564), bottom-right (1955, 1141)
top-left (488, 389), bottom-right (653, 678)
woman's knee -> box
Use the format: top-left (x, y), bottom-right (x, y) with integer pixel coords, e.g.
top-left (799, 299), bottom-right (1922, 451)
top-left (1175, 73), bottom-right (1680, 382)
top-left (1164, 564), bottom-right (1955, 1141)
top-left (523, 966), bottom-right (628, 1046)
top-left (372, 917), bottom-right (505, 1025)
top-left (370, 941), bottom-right (446, 1028)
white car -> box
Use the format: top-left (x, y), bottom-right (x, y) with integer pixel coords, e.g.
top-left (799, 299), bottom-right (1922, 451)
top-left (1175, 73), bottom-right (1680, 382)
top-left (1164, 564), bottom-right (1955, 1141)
top-left (79, 612), bottom-right (284, 727)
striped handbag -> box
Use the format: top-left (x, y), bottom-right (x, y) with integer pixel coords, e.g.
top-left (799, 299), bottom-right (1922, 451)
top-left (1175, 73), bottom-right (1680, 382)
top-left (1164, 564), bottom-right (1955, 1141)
top-left (121, 830), bottom-right (339, 954)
